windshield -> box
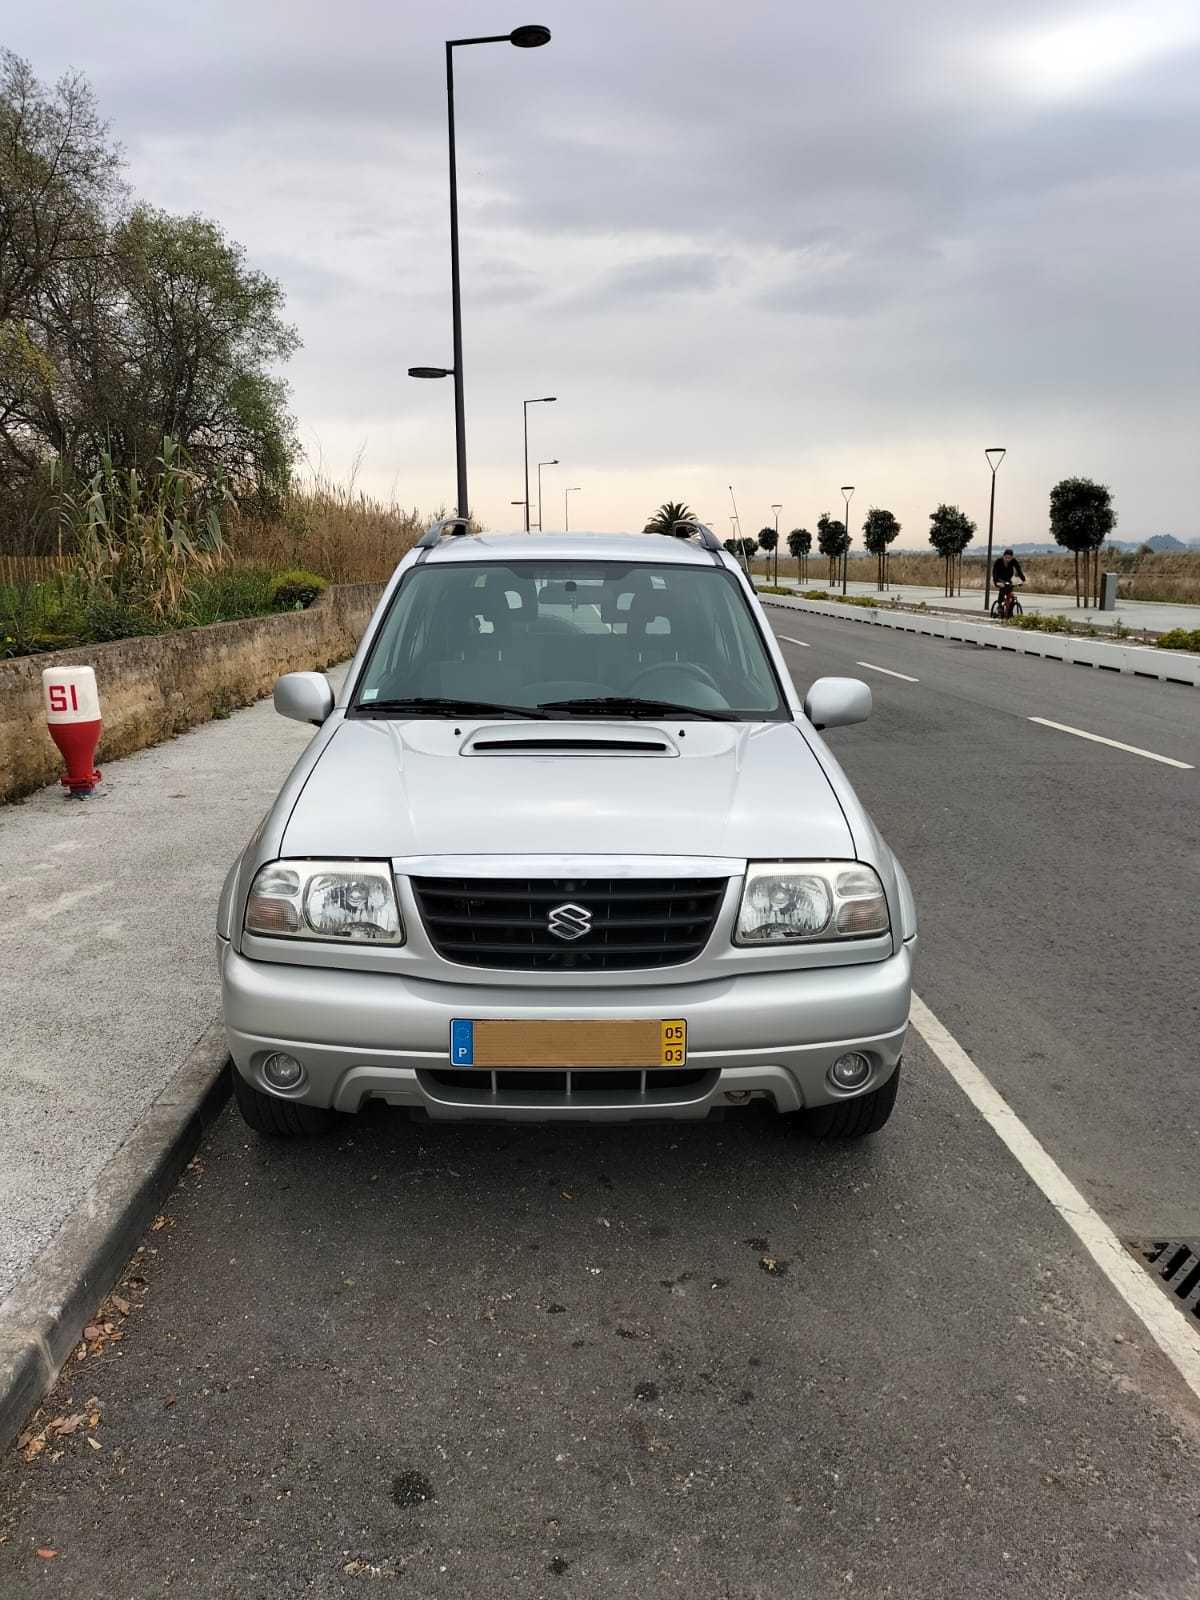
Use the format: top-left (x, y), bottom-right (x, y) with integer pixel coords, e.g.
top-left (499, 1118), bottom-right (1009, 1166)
top-left (351, 559), bottom-right (788, 719)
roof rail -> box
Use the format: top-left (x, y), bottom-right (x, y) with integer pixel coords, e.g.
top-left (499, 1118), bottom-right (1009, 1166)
top-left (417, 515), bottom-right (474, 548)
top-left (668, 520), bottom-right (723, 553)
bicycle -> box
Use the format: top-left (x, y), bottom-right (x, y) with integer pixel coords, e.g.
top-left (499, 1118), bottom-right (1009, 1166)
top-left (990, 582), bottom-right (1023, 620)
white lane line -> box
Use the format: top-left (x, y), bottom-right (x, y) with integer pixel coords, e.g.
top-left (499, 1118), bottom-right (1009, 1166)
top-left (856, 660), bottom-right (919, 683)
top-left (1028, 716), bottom-right (1193, 770)
top-left (910, 992), bottom-right (1200, 1405)
top-left (776, 634), bottom-right (811, 648)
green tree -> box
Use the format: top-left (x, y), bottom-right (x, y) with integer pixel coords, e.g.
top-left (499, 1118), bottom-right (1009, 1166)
top-left (1049, 477), bottom-right (1116, 608)
top-left (0, 55), bottom-right (299, 534)
top-left (736, 536), bottom-right (757, 565)
top-left (722, 538), bottom-right (739, 556)
top-left (928, 503), bottom-right (976, 596)
top-left (863, 507), bottom-right (901, 591)
top-left (817, 512), bottom-right (848, 585)
top-left (787, 527), bottom-right (812, 582)
top-left (757, 524), bottom-right (779, 581)
top-left (644, 500), bottom-right (695, 535)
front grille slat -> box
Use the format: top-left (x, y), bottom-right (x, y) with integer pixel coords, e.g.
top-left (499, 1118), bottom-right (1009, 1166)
top-left (411, 875), bottom-right (726, 971)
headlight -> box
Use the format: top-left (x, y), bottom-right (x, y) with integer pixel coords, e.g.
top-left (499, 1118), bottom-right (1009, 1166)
top-left (245, 860), bottom-right (404, 944)
top-left (735, 862), bottom-right (889, 945)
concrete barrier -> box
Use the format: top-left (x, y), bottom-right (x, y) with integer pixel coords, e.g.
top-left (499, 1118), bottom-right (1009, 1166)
top-left (759, 594), bottom-right (1200, 688)
top-left (0, 582), bottom-right (383, 803)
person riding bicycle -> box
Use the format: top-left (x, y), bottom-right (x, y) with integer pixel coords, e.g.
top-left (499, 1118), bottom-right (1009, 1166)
top-left (992, 548), bottom-right (1025, 615)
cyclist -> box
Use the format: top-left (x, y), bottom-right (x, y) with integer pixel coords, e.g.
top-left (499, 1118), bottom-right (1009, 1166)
top-left (992, 548), bottom-right (1025, 617)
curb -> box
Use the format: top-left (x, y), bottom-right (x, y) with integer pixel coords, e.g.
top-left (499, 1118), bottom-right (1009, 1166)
top-left (759, 593), bottom-right (1200, 688)
top-left (0, 1022), bottom-right (230, 1455)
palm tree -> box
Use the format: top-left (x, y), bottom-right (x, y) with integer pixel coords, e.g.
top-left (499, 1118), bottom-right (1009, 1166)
top-left (645, 500), bottom-right (696, 535)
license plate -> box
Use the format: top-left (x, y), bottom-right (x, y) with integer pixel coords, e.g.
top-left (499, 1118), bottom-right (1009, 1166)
top-left (449, 1018), bottom-right (686, 1068)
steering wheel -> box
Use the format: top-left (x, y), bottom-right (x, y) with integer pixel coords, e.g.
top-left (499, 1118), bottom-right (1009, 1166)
top-left (626, 661), bottom-right (723, 696)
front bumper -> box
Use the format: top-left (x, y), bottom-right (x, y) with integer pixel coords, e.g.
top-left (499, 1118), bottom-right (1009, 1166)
top-left (220, 941), bottom-right (914, 1122)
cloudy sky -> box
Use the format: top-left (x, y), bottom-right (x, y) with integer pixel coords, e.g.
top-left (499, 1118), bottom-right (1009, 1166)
top-left (10, 0), bottom-right (1200, 543)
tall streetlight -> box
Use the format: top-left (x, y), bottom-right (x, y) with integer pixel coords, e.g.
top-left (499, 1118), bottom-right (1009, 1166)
top-left (523, 396), bottom-right (556, 531)
top-left (982, 447), bottom-right (1007, 612)
top-left (537, 458), bottom-right (558, 531)
top-left (564, 486), bottom-right (581, 531)
top-left (771, 502), bottom-right (782, 584)
top-left (840, 485), bottom-right (855, 596)
top-left (406, 25), bottom-right (551, 523)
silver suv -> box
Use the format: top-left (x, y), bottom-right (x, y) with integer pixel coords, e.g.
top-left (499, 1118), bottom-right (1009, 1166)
top-left (217, 524), bottom-right (916, 1139)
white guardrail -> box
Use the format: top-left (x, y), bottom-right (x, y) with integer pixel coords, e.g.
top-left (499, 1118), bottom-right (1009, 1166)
top-left (758, 592), bottom-right (1200, 689)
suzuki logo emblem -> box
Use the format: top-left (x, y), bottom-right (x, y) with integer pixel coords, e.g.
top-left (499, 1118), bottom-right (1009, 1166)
top-left (547, 902), bottom-right (592, 942)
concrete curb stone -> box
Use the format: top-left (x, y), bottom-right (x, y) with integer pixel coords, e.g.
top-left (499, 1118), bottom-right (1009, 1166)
top-left (0, 1022), bottom-right (230, 1455)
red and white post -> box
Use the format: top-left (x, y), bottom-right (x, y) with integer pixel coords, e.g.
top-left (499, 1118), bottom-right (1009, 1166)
top-left (42, 666), bottom-right (103, 798)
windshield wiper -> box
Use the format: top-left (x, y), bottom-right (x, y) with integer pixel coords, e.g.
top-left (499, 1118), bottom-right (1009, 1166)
top-left (538, 695), bottom-right (738, 721)
top-left (352, 696), bottom-right (551, 719)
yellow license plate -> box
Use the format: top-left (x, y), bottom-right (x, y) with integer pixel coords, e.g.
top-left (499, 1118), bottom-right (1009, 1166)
top-left (449, 1018), bottom-right (686, 1068)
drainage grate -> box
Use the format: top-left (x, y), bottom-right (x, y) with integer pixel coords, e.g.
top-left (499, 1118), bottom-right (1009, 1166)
top-left (1128, 1241), bottom-right (1200, 1322)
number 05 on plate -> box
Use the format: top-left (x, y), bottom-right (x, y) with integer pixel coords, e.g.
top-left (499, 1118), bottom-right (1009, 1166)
top-left (449, 1018), bottom-right (687, 1068)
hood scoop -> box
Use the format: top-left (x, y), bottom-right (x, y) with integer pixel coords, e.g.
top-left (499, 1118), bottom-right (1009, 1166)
top-left (460, 723), bottom-right (678, 758)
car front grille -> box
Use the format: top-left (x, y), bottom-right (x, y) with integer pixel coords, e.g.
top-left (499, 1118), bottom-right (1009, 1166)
top-left (409, 876), bottom-right (727, 971)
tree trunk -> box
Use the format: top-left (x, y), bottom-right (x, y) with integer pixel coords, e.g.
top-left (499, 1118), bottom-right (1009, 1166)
top-left (1074, 550), bottom-right (1080, 608)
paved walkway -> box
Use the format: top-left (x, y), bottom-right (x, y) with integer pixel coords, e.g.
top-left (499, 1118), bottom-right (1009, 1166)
top-left (762, 576), bottom-right (1197, 633)
top-left (0, 672), bottom-right (345, 1303)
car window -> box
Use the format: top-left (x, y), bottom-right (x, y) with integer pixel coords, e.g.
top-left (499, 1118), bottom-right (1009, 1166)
top-left (353, 560), bottom-right (788, 718)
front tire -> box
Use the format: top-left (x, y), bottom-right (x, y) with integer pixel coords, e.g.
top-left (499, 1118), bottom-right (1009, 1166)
top-left (798, 1064), bottom-right (901, 1140)
top-left (232, 1070), bottom-right (334, 1137)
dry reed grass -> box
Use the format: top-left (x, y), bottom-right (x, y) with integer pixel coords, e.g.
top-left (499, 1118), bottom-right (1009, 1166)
top-left (225, 478), bottom-right (428, 584)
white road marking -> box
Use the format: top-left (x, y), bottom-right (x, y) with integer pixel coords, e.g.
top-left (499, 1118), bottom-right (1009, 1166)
top-left (1028, 716), bottom-right (1193, 770)
top-left (856, 660), bottom-right (919, 683)
top-left (909, 992), bottom-right (1200, 1405)
top-left (776, 634), bottom-right (811, 648)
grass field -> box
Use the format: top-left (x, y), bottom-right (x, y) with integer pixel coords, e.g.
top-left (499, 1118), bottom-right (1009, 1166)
top-left (753, 549), bottom-right (1200, 604)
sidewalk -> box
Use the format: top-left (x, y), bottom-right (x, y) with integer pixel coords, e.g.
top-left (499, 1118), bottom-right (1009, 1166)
top-left (0, 673), bottom-right (343, 1304)
top-left (762, 576), bottom-right (1197, 634)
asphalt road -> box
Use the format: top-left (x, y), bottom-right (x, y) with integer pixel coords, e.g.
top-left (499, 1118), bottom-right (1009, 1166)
top-left (1, 614), bottom-right (1198, 1596)
top-left (765, 605), bottom-right (1200, 1237)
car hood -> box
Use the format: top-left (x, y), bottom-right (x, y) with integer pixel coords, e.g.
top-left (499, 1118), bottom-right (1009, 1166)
top-left (279, 717), bottom-right (856, 862)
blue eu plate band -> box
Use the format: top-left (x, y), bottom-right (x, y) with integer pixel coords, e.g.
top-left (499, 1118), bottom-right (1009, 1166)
top-left (450, 1019), bottom-right (474, 1066)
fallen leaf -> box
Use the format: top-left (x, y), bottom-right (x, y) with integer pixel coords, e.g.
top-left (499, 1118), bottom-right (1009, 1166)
top-left (23, 1434), bottom-right (47, 1462)
top-left (87, 1413), bottom-right (100, 1428)
top-left (36, 1547), bottom-right (57, 1560)
top-left (162, 1394), bottom-right (176, 1408)
top-left (86, 1436), bottom-right (101, 1451)
top-left (52, 1414), bottom-right (87, 1437)
top-left (110, 1295), bottom-right (130, 1316)
top-left (82, 1325), bottom-right (102, 1342)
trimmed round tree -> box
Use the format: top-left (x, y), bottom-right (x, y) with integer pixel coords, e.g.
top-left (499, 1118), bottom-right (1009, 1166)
top-left (1049, 477), bottom-right (1116, 608)
top-left (787, 527), bottom-right (812, 582)
top-left (863, 507), bottom-right (901, 591)
top-left (928, 503), bottom-right (976, 596)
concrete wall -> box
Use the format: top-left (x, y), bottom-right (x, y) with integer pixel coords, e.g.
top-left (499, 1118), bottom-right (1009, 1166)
top-left (1, 583), bottom-right (382, 803)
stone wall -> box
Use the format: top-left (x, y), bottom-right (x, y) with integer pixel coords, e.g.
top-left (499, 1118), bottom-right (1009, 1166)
top-left (0, 583), bottom-right (382, 802)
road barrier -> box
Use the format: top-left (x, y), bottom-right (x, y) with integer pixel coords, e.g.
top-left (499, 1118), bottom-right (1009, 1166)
top-left (759, 593), bottom-right (1200, 689)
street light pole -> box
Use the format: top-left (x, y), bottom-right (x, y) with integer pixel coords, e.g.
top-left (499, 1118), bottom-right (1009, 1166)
top-left (983, 447), bottom-right (1006, 612)
top-left (413, 26), bottom-right (550, 523)
top-left (564, 486), bottom-right (581, 531)
top-left (771, 502), bottom-right (782, 584)
top-left (537, 458), bottom-right (558, 531)
top-left (840, 486), bottom-right (855, 596)
top-left (522, 397), bottom-right (556, 532)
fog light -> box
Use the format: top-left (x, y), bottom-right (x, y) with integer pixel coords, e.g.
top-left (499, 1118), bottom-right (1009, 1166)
top-left (829, 1051), bottom-right (871, 1090)
top-left (262, 1051), bottom-right (303, 1089)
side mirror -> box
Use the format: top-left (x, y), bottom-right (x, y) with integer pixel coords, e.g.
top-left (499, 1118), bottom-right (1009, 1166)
top-left (274, 671), bottom-right (334, 726)
top-left (802, 676), bottom-right (872, 731)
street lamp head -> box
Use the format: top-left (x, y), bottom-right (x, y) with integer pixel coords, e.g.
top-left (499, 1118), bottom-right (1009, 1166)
top-left (510, 24), bottom-right (551, 47)
top-left (408, 366), bottom-right (453, 379)
top-left (841, 485), bottom-right (855, 494)
top-left (985, 447), bottom-right (1006, 471)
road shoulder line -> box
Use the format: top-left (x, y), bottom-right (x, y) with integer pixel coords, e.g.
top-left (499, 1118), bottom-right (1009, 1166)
top-left (0, 1022), bottom-right (230, 1455)
top-left (910, 993), bottom-right (1200, 1405)
top-left (1028, 716), bottom-right (1194, 769)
